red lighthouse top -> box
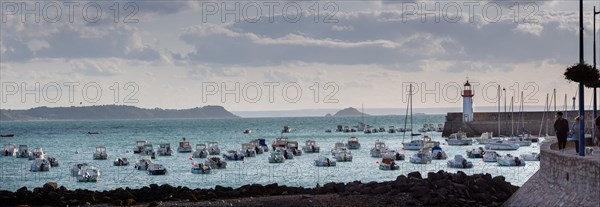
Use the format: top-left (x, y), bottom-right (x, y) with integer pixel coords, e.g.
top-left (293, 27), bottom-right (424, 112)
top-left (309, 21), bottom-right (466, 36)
top-left (462, 80), bottom-right (473, 97)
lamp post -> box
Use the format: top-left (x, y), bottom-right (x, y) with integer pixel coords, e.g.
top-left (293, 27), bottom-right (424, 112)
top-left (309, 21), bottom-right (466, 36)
top-left (503, 88), bottom-right (507, 135)
top-left (578, 0), bottom-right (585, 156)
top-left (593, 6), bottom-right (600, 150)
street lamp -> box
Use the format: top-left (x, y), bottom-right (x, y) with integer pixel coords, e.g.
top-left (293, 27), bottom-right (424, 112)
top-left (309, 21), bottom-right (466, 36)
top-left (593, 6), bottom-right (600, 150)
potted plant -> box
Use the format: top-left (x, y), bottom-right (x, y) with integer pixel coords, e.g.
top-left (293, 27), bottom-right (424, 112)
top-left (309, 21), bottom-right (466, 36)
top-left (564, 62), bottom-right (600, 85)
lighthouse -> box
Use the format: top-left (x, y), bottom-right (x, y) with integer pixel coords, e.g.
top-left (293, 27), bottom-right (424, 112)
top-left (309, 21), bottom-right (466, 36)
top-left (462, 80), bottom-right (474, 122)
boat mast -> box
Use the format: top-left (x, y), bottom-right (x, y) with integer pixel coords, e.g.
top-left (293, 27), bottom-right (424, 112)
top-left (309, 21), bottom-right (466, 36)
top-left (539, 93), bottom-right (548, 137)
top-left (402, 85), bottom-right (410, 143)
top-left (410, 84), bottom-right (414, 141)
top-left (511, 96), bottom-right (514, 136)
top-left (520, 91), bottom-right (524, 136)
top-left (497, 85), bottom-right (501, 137)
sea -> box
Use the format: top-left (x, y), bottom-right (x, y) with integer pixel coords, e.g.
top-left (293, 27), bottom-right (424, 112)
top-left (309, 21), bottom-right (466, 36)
top-left (0, 115), bottom-right (541, 191)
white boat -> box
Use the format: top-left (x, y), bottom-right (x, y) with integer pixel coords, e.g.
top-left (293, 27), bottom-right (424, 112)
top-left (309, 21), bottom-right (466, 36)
top-left (133, 140), bottom-right (146, 154)
top-left (286, 141), bottom-right (302, 156)
top-left (333, 147), bottom-right (353, 162)
top-left (388, 126), bottom-right (396, 133)
top-left (370, 140), bottom-right (388, 157)
top-left (446, 132), bottom-right (473, 146)
top-left (71, 163), bottom-right (88, 176)
top-left (497, 154), bottom-right (526, 166)
top-left (135, 159), bottom-right (152, 170)
top-left (93, 146), bottom-right (108, 160)
top-left (447, 155), bottom-right (473, 168)
top-left (241, 143), bottom-right (257, 157)
top-left (409, 150), bottom-right (432, 164)
top-left (248, 140), bottom-right (264, 154)
top-left (422, 136), bottom-right (440, 148)
top-left (519, 152), bottom-right (540, 161)
top-left (271, 137), bottom-right (289, 151)
top-left (243, 129), bottom-right (252, 134)
top-left (148, 163), bottom-right (167, 175)
top-left (2, 144), bottom-right (18, 157)
top-left (302, 140), bottom-right (320, 153)
top-left (143, 144), bottom-right (156, 159)
top-left (16, 145), bottom-right (30, 158)
top-left (113, 157), bottom-right (129, 166)
top-left (207, 142), bottom-right (221, 155)
top-left (507, 138), bottom-right (532, 146)
top-left (47, 157), bottom-right (59, 167)
top-left (177, 138), bottom-right (193, 153)
top-left (77, 166), bottom-right (100, 182)
top-left (379, 157), bottom-right (400, 170)
top-left (282, 125), bottom-right (292, 133)
top-left (205, 157), bottom-right (227, 169)
top-left (250, 139), bottom-right (269, 153)
top-left (485, 140), bottom-right (520, 150)
top-left (483, 151), bottom-right (501, 162)
top-left (331, 142), bottom-right (346, 155)
top-left (158, 143), bottom-right (173, 156)
top-left (29, 147), bottom-right (44, 160)
top-left (474, 132), bottom-right (498, 144)
top-left (382, 150), bottom-right (405, 161)
top-left (402, 140), bottom-right (424, 151)
top-left (192, 144), bottom-right (209, 158)
top-left (436, 124), bottom-right (444, 132)
top-left (268, 150), bottom-right (285, 163)
top-left (280, 147), bottom-right (294, 159)
top-left (466, 147), bottom-right (486, 158)
top-left (431, 147), bottom-right (448, 160)
top-left (314, 156), bottom-right (336, 167)
top-left (191, 163), bottom-right (211, 174)
top-left (223, 150), bottom-right (245, 161)
top-left (346, 136), bottom-right (361, 149)
top-left (30, 158), bottom-right (51, 172)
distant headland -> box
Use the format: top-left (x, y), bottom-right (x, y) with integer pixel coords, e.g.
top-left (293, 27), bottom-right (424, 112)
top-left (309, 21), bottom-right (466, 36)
top-left (326, 107), bottom-right (369, 117)
top-left (0, 105), bottom-right (239, 121)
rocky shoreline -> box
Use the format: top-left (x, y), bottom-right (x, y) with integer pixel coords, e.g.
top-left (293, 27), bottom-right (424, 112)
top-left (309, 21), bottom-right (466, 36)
top-left (0, 171), bottom-right (519, 206)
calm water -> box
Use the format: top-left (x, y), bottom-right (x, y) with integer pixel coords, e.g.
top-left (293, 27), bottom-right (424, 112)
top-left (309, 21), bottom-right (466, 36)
top-left (0, 115), bottom-right (540, 191)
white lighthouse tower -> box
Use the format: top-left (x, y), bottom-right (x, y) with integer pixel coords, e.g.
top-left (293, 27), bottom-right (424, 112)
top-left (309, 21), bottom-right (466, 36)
top-left (462, 80), bottom-right (474, 122)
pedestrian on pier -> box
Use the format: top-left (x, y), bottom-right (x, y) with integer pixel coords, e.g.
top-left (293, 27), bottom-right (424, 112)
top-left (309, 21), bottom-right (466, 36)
top-left (554, 112), bottom-right (569, 153)
top-left (570, 116), bottom-right (580, 154)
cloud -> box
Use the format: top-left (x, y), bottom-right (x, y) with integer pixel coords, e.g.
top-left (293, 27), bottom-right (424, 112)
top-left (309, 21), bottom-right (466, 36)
top-left (514, 23), bottom-right (544, 36)
top-left (70, 59), bottom-right (122, 76)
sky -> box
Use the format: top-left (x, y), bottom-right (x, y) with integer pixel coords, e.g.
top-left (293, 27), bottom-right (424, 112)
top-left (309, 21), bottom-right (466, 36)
top-left (1, 0), bottom-right (600, 113)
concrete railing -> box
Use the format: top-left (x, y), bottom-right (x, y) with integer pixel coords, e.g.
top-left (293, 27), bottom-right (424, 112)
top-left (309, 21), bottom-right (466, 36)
top-left (503, 138), bottom-right (600, 207)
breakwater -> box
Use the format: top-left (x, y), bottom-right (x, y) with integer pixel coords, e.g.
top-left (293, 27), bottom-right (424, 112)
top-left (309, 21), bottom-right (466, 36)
top-left (0, 171), bottom-right (518, 206)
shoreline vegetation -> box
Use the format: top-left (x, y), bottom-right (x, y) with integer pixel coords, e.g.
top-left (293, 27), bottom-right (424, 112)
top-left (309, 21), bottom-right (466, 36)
top-left (0, 171), bottom-right (518, 207)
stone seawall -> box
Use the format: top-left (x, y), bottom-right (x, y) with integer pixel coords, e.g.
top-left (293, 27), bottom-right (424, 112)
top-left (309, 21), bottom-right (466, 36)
top-left (502, 138), bottom-right (600, 207)
top-left (442, 110), bottom-right (596, 137)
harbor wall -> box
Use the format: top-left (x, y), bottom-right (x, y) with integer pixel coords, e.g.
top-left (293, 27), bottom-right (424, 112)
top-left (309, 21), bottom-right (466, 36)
top-left (502, 138), bottom-right (600, 207)
top-left (442, 110), bottom-right (596, 138)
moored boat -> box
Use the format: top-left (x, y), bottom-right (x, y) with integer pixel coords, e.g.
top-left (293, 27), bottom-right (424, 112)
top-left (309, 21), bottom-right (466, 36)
top-left (314, 155), bottom-right (336, 167)
top-left (207, 142), bottom-right (221, 155)
top-left (268, 150), bottom-right (285, 163)
top-left (466, 147), bottom-right (486, 158)
top-left (286, 141), bottom-right (302, 156)
top-left (370, 140), bottom-right (388, 157)
top-left (382, 150), bottom-right (405, 161)
top-left (2, 144), bottom-right (18, 157)
top-left (271, 137), bottom-right (289, 151)
top-left (402, 139), bottom-right (424, 151)
top-left (446, 132), bottom-right (473, 146)
top-left (191, 163), bottom-right (211, 174)
top-left (250, 138), bottom-right (269, 153)
top-left (135, 159), bottom-right (152, 170)
top-left (483, 151), bottom-right (500, 162)
top-left (29, 147), bottom-right (45, 160)
top-left (47, 157), bottom-right (59, 167)
top-left (177, 138), bottom-right (193, 153)
top-left (143, 144), bottom-right (156, 159)
top-left (30, 158), bottom-right (51, 172)
top-left (148, 163), bottom-right (167, 175)
top-left (223, 150), bottom-right (245, 161)
top-left (93, 146), bottom-right (108, 160)
top-left (302, 140), bottom-right (320, 153)
top-left (158, 143), bottom-right (173, 156)
top-left (507, 138), bottom-right (532, 146)
top-left (193, 144), bottom-right (209, 158)
top-left (71, 163), bottom-right (88, 176)
top-left (205, 157), bottom-right (227, 169)
top-left (447, 155), bottom-right (473, 168)
top-left (497, 154), bottom-right (526, 166)
top-left (113, 157), bottom-right (129, 166)
top-left (379, 157), bottom-right (400, 170)
top-left (241, 143), bottom-right (257, 157)
top-left (519, 152), bottom-right (540, 161)
top-left (485, 140), bottom-right (520, 150)
top-left (16, 145), bottom-right (30, 158)
top-left (333, 147), bottom-right (353, 162)
top-left (409, 150), bottom-right (432, 164)
top-left (77, 166), bottom-right (100, 182)
top-left (133, 140), bottom-right (146, 154)
top-left (346, 136), bottom-right (361, 150)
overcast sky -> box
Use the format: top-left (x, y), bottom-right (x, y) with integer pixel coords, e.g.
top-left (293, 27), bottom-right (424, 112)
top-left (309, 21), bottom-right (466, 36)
top-left (1, 1), bottom-right (599, 112)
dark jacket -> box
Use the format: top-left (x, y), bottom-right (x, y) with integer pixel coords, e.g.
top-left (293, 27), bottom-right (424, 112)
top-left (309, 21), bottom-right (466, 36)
top-left (554, 118), bottom-right (569, 138)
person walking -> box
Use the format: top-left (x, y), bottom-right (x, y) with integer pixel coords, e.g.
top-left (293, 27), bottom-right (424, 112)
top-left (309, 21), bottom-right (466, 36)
top-left (554, 112), bottom-right (569, 153)
top-left (570, 116), bottom-right (581, 154)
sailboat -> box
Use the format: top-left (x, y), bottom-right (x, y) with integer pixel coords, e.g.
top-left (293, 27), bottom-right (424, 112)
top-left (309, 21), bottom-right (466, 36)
top-left (402, 84), bottom-right (424, 150)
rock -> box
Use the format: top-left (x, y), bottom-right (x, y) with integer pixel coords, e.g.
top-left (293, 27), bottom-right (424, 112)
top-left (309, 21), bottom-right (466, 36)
top-left (323, 183), bottom-right (336, 193)
top-left (410, 186), bottom-right (430, 198)
top-left (372, 184), bottom-right (391, 195)
top-left (148, 201), bottom-right (158, 207)
top-left (43, 182), bottom-right (58, 191)
top-left (281, 191), bottom-right (288, 195)
top-left (46, 191), bottom-right (61, 201)
top-left (334, 183), bottom-right (345, 193)
top-left (228, 190), bottom-right (241, 198)
top-left (112, 199), bottom-right (123, 206)
top-left (125, 198), bottom-right (136, 206)
top-left (427, 172), bottom-right (442, 182)
top-left (407, 172), bottom-right (422, 179)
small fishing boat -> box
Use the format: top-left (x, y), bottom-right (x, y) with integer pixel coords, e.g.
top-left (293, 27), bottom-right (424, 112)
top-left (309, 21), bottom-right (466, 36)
top-left (191, 163), bottom-right (211, 174)
top-left (241, 143), bottom-right (257, 157)
top-left (93, 146), bottom-right (108, 160)
top-left (158, 143), bottom-right (173, 156)
top-left (47, 157), bottom-right (59, 167)
top-left (77, 166), bottom-right (100, 182)
top-left (447, 155), bottom-right (473, 168)
top-left (143, 144), bottom-right (156, 159)
top-left (2, 144), bottom-right (18, 157)
top-left (497, 154), bottom-right (526, 166)
top-left (29, 147), bottom-right (45, 160)
top-left (147, 163), bottom-right (167, 175)
top-left (177, 138), bottom-right (193, 153)
top-left (192, 144), bottom-right (209, 158)
top-left (280, 147), bottom-right (294, 159)
top-left (271, 137), bottom-right (289, 151)
top-left (87, 132), bottom-right (99, 135)
top-left (207, 142), bottom-right (221, 155)
top-left (431, 147), bottom-right (448, 160)
top-left (402, 140), bottom-right (424, 151)
top-left (370, 140), bottom-right (388, 157)
top-left (519, 152), bottom-right (540, 161)
top-left (409, 150), bottom-right (432, 164)
top-left (205, 157), bottom-right (227, 169)
top-left (314, 155), bottom-right (336, 167)
top-left (379, 157), bottom-right (400, 170)
top-left (483, 151), bottom-right (500, 162)
top-left (243, 129), bottom-right (252, 134)
top-left (302, 140), bottom-right (320, 153)
top-left (346, 136), bottom-right (361, 149)
top-left (133, 140), bottom-right (146, 154)
top-left (474, 132), bottom-right (498, 144)
top-left (333, 147), bottom-right (353, 162)
top-left (282, 125), bottom-right (292, 133)
top-left (485, 140), bottom-right (520, 150)
top-left (436, 124), bottom-right (444, 132)
top-left (388, 126), bottom-right (396, 133)
top-left (113, 157), bottom-right (129, 166)
top-left (382, 150), bottom-right (405, 161)
top-left (336, 125), bottom-right (344, 132)
top-left (466, 147), bottom-right (486, 158)
top-left (135, 159), bottom-right (152, 170)
top-left (30, 158), bottom-right (51, 172)
top-left (71, 163), bottom-right (88, 176)
top-left (16, 145), bottom-right (30, 158)
top-left (0, 134), bottom-right (15, 137)
top-left (507, 138), bottom-right (532, 146)
top-left (286, 141), bottom-right (302, 156)
top-left (331, 142), bottom-right (346, 155)
top-left (223, 150), bottom-right (245, 161)
top-left (250, 138), bottom-right (269, 153)
top-left (446, 132), bottom-right (473, 146)
top-left (325, 129), bottom-right (332, 133)
top-left (268, 150), bottom-right (285, 163)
